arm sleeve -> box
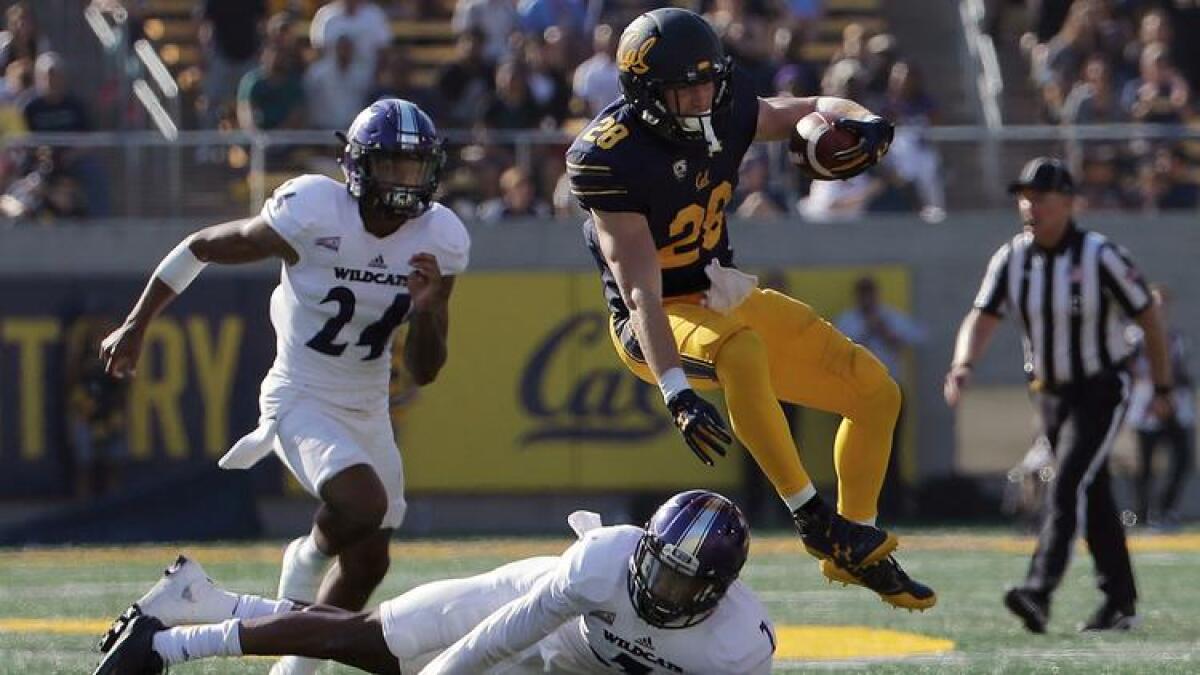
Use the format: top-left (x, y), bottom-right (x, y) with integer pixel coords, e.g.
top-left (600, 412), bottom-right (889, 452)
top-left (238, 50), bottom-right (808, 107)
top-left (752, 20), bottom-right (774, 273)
top-left (566, 150), bottom-right (647, 215)
top-left (973, 243), bottom-right (1012, 317)
top-left (419, 545), bottom-right (590, 674)
top-left (259, 175), bottom-right (327, 265)
top-left (1097, 243), bottom-right (1152, 317)
top-left (431, 208), bottom-right (471, 276)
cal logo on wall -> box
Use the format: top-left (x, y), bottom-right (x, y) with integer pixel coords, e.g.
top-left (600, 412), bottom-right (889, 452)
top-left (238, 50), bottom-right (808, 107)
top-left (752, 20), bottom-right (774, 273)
top-left (398, 272), bottom-right (739, 491)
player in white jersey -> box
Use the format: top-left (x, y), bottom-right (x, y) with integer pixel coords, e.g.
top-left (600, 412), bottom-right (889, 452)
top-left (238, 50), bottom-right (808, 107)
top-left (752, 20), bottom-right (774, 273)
top-left (98, 99), bottom-right (469, 675)
top-left (94, 491), bottom-right (775, 675)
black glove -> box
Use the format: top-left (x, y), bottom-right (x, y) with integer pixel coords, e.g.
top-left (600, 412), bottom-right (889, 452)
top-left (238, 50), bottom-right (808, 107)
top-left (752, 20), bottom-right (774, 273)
top-left (666, 389), bottom-right (733, 466)
top-left (832, 115), bottom-right (895, 176)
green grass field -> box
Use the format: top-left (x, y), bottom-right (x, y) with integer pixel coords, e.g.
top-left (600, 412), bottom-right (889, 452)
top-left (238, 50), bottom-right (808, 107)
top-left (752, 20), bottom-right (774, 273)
top-left (2, 529), bottom-right (1198, 674)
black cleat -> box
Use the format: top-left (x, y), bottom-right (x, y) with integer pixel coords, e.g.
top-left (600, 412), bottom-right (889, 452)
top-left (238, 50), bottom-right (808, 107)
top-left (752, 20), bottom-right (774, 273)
top-left (1004, 587), bottom-right (1049, 634)
top-left (821, 556), bottom-right (937, 611)
top-left (98, 605), bottom-right (142, 654)
top-left (92, 614), bottom-right (165, 675)
top-left (794, 510), bottom-right (898, 570)
top-left (1078, 602), bottom-right (1140, 632)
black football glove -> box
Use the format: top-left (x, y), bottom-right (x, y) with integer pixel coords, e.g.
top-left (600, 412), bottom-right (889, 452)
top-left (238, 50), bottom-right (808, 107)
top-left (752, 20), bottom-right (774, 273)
top-left (666, 389), bottom-right (733, 466)
top-left (832, 115), bottom-right (895, 177)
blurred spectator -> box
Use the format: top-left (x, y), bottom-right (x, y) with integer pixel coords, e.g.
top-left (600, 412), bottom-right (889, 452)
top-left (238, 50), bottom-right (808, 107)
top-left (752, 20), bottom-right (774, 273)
top-left (65, 315), bottom-right (128, 499)
top-left (1030, 0), bottom-right (1074, 43)
top-left (572, 23), bottom-right (619, 117)
top-left (264, 11), bottom-right (307, 77)
top-left (862, 33), bottom-right (901, 100)
top-left (22, 53), bottom-right (90, 133)
top-left (781, 0), bottom-right (825, 41)
top-left (879, 61), bottom-right (944, 222)
top-left (552, 169), bottom-right (584, 219)
top-left (518, 0), bottom-right (588, 38)
top-left (797, 171), bottom-right (884, 221)
top-left (237, 46), bottom-right (305, 131)
top-left (304, 35), bottom-right (372, 130)
top-left (479, 165), bottom-right (550, 221)
top-left (0, 2), bottom-right (48, 72)
top-left (1127, 284), bottom-right (1194, 529)
top-left (1120, 8), bottom-right (1171, 85)
top-left (1120, 43), bottom-right (1191, 125)
top-left (0, 148), bottom-right (88, 220)
top-left (1075, 147), bottom-right (1134, 211)
top-left (1062, 54), bottom-right (1128, 125)
top-left (1159, 0), bottom-right (1200, 89)
top-left (523, 30), bottom-right (571, 125)
top-left (829, 21), bottom-right (868, 67)
top-left (198, 0), bottom-right (267, 127)
top-left (835, 275), bottom-right (926, 378)
top-left (705, 0), bottom-right (775, 95)
top-left (771, 24), bottom-right (821, 97)
top-left (733, 149), bottom-right (787, 219)
top-left (1034, 0), bottom-right (1130, 120)
top-left (368, 46), bottom-right (440, 118)
top-left (452, 0), bottom-right (519, 65)
top-left (482, 61), bottom-right (544, 129)
top-left (309, 0), bottom-right (392, 74)
top-left (438, 29), bottom-right (495, 128)
top-left (0, 58), bottom-right (32, 134)
top-left (1137, 148), bottom-right (1198, 212)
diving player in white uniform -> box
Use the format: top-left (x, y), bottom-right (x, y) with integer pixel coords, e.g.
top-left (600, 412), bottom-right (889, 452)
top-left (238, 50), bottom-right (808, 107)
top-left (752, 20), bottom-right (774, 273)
top-left (99, 99), bottom-right (470, 675)
top-left (94, 491), bottom-right (776, 675)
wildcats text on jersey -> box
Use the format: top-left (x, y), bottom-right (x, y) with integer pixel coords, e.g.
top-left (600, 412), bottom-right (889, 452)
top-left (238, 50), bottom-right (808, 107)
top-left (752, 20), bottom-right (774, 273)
top-left (333, 267), bottom-right (409, 287)
top-left (601, 628), bottom-right (684, 673)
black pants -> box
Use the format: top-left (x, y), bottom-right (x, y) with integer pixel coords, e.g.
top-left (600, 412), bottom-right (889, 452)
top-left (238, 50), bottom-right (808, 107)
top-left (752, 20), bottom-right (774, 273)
top-left (1024, 372), bottom-right (1137, 607)
top-left (1136, 422), bottom-right (1195, 519)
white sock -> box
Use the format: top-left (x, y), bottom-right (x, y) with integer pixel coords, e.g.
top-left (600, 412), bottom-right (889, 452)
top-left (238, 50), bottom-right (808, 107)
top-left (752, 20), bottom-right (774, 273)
top-left (233, 594), bottom-right (295, 620)
top-left (296, 536), bottom-right (331, 568)
top-left (782, 484), bottom-right (818, 512)
top-left (152, 619), bottom-right (242, 666)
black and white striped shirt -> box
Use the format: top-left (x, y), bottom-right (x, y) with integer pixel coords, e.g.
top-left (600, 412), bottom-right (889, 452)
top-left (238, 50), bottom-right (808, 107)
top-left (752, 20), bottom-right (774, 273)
top-left (973, 224), bottom-right (1152, 388)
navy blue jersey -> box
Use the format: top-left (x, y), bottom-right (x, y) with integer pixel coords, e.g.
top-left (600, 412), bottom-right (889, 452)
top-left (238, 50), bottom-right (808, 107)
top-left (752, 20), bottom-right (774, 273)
top-left (568, 70), bottom-right (760, 318)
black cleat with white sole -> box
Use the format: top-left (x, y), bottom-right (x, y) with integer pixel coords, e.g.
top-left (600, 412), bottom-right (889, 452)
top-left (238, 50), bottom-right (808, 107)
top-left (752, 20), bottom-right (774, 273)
top-left (92, 614), bottom-right (165, 675)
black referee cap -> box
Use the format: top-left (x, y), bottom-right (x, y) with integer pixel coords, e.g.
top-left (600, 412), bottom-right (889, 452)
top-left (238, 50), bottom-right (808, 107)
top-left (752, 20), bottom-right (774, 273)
top-left (1007, 156), bottom-right (1075, 195)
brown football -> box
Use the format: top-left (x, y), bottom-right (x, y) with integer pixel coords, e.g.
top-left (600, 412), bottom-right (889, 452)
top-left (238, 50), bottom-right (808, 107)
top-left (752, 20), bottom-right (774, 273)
top-left (788, 112), bottom-right (861, 180)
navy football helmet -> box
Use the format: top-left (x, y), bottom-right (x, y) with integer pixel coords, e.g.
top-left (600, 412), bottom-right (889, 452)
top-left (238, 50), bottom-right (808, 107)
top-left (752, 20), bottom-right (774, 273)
top-left (629, 490), bottom-right (750, 629)
top-left (616, 8), bottom-right (733, 154)
top-left (339, 98), bottom-right (446, 219)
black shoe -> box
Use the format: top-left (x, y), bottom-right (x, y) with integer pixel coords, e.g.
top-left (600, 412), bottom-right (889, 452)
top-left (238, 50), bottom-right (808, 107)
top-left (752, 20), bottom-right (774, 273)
top-left (1004, 587), bottom-right (1049, 634)
top-left (1078, 602), bottom-right (1140, 632)
top-left (820, 556), bottom-right (938, 611)
top-left (99, 605), bottom-right (142, 654)
top-left (793, 507), bottom-right (898, 570)
top-left (92, 614), bottom-right (165, 675)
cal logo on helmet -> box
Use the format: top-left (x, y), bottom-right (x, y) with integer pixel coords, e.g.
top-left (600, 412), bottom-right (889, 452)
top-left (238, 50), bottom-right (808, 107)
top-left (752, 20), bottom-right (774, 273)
top-left (617, 35), bottom-right (656, 75)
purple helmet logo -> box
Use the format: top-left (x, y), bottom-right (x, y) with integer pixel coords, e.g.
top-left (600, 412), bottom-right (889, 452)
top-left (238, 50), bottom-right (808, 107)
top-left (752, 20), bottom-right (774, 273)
top-left (339, 98), bottom-right (446, 220)
top-left (629, 490), bottom-right (750, 628)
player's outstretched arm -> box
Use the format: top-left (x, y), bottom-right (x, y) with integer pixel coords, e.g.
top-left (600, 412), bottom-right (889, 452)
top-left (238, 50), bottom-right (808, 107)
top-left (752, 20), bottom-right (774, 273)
top-left (944, 308), bottom-right (1000, 407)
top-left (403, 252), bottom-right (455, 386)
top-left (100, 216), bottom-right (297, 378)
top-left (418, 575), bottom-right (577, 674)
top-left (592, 209), bottom-right (732, 466)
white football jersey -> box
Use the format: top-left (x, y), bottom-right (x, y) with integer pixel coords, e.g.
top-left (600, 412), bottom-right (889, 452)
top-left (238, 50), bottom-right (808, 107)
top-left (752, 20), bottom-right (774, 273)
top-left (260, 174), bottom-right (470, 411)
top-left (423, 524), bottom-right (774, 675)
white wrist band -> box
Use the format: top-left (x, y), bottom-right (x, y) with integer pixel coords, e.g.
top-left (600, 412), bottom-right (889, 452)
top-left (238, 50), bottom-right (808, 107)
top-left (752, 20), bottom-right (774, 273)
top-left (153, 238), bottom-right (208, 294)
top-left (659, 368), bottom-right (689, 404)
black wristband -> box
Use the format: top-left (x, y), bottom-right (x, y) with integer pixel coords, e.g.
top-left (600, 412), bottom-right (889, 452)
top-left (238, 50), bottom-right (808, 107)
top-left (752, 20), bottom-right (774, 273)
top-left (1154, 384), bottom-right (1173, 396)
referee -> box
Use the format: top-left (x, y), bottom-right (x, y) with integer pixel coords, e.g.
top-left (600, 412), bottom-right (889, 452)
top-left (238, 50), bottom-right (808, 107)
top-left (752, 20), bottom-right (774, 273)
top-left (943, 157), bottom-right (1176, 633)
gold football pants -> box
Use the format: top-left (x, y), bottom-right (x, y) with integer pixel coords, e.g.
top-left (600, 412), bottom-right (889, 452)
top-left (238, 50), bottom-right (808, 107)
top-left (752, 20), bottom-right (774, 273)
top-left (610, 288), bottom-right (900, 522)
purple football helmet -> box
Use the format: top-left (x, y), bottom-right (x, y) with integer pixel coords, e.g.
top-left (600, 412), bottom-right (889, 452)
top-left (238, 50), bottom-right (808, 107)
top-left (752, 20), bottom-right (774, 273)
top-left (629, 490), bottom-right (750, 628)
top-left (339, 98), bottom-right (446, 219)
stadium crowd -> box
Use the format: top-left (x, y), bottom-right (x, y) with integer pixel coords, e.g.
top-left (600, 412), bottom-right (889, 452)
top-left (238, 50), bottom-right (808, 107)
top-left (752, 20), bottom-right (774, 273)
top-left (2, 0), bottom-right (1198, 221)
top-left (1019, 0), bottom-right (1200, 212)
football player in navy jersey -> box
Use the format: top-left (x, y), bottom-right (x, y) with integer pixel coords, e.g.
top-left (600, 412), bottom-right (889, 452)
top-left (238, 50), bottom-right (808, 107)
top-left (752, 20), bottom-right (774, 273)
top-left (567, 8), bottom-right (934, 610)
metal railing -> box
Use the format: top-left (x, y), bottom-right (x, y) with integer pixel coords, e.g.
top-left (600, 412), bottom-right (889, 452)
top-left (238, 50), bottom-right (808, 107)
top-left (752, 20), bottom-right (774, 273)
top-left (3, 124), bottom-right (1199, 219)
